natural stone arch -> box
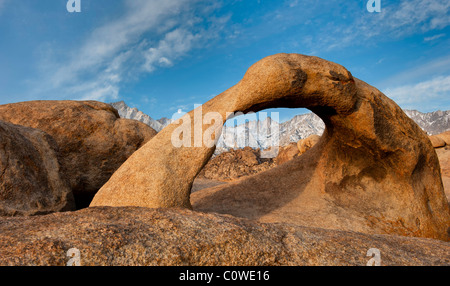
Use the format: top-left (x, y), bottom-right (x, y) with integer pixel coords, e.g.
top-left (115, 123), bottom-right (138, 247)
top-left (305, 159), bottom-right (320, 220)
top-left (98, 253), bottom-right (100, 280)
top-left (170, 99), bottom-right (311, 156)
top-left (91, 54), bottom-right (450, 240)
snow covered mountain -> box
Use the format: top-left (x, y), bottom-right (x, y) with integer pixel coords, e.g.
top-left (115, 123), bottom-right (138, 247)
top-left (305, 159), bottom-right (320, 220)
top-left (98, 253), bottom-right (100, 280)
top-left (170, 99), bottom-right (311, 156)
top-left (404, 110), bottom-right (450, 135)
top-left (110, 101), bottom-right (450, 150)
top-left (110, 101), bottom-right (172, 132)
top-left (216, 113), bottom-right (325, 151)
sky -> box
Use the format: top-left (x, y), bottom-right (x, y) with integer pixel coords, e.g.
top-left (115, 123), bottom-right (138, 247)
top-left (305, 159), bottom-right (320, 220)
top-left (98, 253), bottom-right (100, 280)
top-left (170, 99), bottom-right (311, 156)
top-left (0, 0), bottom-right (449, 122)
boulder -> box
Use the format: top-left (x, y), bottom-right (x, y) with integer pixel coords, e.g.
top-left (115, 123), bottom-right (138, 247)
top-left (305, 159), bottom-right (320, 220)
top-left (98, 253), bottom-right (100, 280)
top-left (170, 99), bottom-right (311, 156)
top-left (91, 54), bottom-right (450, 240)
top-left (436, 147), bottom-right (450, 202)
top-left (0, 207), bottom-right (448, 266)
top-left (275, 143), bottom-right (300, 165)
top-left (0, 101), bottom-right (157, 208)
top-left (298, 134), bottom-right (321, 154)
top-left (0, 121), bottom-right (74, 216)
top-left (198, 147), bottom-right (274, 181)
top-left (429, 135), bottom-right (446, 148)
top-left (436, 131), bottom-right (450, 146)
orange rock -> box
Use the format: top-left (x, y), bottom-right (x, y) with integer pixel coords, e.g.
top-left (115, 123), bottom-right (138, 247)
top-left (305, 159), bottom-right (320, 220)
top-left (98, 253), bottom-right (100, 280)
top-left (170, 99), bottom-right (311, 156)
top-left (0, 101), bottom-right (156, 208)
top-left (92, 54), bottom-right (450, 240)
top-left (298, 134), bottom-right (321, 154)
top-left (0, 121), bottom-right (74, 216)
top-left (0, 207), bottom-right (449, 266)
top-left (436, 131), bottom-right (450, 146)
top-left (275, 143), bottom-right (300, 165)
top-left (198, 147), bottom-right (274, 181)
top-left (429, 135), bottom-right (446, 148)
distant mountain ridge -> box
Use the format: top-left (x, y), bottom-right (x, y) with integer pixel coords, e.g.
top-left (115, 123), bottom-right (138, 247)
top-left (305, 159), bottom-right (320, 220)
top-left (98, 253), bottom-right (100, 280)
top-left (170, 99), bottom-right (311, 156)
top-left (110, 101), bottom-right (171, 132)
top-left (110, 101), bottom-right (450, 150)
top-left (403, 110), bottom-right (450, 135)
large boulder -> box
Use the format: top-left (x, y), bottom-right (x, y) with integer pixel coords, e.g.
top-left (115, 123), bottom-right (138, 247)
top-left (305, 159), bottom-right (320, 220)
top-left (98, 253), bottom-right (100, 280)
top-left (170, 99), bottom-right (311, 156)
top-left (429, 135), bottom-right (446, 148)
top-left (0, 101), bottom-right (157, 208)
top-left (274, 143), bottom-right (300, 165)
top-left (436, 146), bottom-right (450, 202)
top-left (436, 131), bottom-right (450, 146)
top-left (198, 147), bottom-right (274, 181)
top-left (0, 207), bottom-right (448, 266)
top-left (298, 134), bottom-right (321, 154)
top-left (0, 121), bottom-right (74, 216)
top-left (91, 54), bottom-right (450, 240)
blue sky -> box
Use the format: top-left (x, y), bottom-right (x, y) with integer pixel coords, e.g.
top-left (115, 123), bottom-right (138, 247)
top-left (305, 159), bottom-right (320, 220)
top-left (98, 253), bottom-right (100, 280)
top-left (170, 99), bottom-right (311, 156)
top-left (0, 0), bottom-right (449, 122)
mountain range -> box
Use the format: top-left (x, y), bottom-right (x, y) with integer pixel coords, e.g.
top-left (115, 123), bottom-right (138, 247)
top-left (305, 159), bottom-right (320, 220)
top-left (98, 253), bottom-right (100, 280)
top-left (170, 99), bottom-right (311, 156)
top-left (111, 101), bottom-right (450, 151)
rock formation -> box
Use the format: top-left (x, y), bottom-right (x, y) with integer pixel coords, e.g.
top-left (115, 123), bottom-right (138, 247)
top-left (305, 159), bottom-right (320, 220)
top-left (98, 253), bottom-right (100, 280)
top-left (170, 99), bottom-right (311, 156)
top-left (298, 134), bottom-right (321, 154)
top-left (0, 207), bottom-right (449, 266)
top-left (0, 121), bottom-right (74, 216)
top-left (430, 135), bottom-right (447, 148)
top-left (198, 147), bottom-right (274, 181)
top-left (91, 53), bottom-right (450, 240)
top-left (0, 101), bottom-right (157, 208)
top-left (436, 146), bottom-right (450, 202)
top-left (436, 131), bottom-right (450, 146)
top-left (274, 143), bottom-right (300, 165)
top-left (429, 131), bottom-right (450, 202)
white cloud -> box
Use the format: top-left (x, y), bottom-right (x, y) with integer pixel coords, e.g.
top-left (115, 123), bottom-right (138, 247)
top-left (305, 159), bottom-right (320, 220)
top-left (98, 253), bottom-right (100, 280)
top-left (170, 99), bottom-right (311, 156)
top-left (383, 75), bottom-right (450, 110)
top-left (143, 28), bottom-right (201, 72)
top-left (38, 0), bottom-right (226, 103)
top-left (309, 0), bottom-right (450, 51)
top-left (387, 0), bottom-right (450, 31)
top-left (379, 55), bottom-right (450, 87)
top-left (424, 33), bottom-right (446, 41)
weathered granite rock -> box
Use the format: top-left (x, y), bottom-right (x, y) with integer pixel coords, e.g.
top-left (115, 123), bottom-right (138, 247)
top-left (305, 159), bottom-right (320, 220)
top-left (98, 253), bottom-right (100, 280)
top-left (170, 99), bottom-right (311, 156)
top-left (274, 143), bottom-right (300, 165)
top-left (436, 147), bottom-right (450, 202)
top-left (436, 131), bottom-right (450, 146)
top-left (0, 207), bottom-right (448, 266)
top-left (0, 101), bottom-right (157, 208)
top-left (91, 54), bottom-right (450, 240)
top-left (430, 135), bottom-right (446, 148)
top-left (298, 134), bottom-right (321, 154)
top-left (198, 147), bottom-right (274, 181)
top-left (0, 121), bottom-right (74, 216)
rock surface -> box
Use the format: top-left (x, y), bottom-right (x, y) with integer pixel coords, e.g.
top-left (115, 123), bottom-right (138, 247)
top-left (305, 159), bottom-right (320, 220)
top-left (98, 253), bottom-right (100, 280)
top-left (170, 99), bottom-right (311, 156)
top-left (436, 146), bottom-right (450, 202)
top-left (0, 101), bottom-right (157, 208)
top-left (274, 143), bottom-right (300, 165)
top-left (297, 134), bottom-right (321, 154)
top-left (0, 121), bottom-right (74, 216)
top-left (198, 147), bottom-right (274, 181)
top-left (0, 207), bottom-right (448, 266)
top-left (191, 178), bottom-right (228, 193)
top-left (430, 135), bottom-right (447, 148)
top-left (436, 131), bottom-right (450, 146)
top-left (91, 53), bottom-right (450, 241)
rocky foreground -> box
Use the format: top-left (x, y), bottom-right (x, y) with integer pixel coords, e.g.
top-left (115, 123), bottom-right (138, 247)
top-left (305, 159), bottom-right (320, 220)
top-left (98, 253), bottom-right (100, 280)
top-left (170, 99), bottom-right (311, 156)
top-left (0, 207), bottom-right (448, 266)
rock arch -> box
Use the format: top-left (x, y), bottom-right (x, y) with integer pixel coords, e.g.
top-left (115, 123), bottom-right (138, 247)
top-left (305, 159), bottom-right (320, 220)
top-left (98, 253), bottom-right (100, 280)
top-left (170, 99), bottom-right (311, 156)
top-left (91, 54), bottom-right (449, 240)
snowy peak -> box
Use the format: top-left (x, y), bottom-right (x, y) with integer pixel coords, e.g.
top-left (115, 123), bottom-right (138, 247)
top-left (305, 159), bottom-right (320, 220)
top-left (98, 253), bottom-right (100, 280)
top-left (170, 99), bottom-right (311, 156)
top-left (404, 110), bottom-right (450, 135)
top-left (110, 101), bottom-right (173, 132)
top-left (110, 101), bottom-right (450, 148)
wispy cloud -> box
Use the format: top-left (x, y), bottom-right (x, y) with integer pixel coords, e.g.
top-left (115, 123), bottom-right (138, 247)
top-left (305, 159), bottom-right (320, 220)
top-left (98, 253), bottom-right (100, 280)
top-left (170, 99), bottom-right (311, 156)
top-left (36, 0), bottom-right (226, 102)
top-left (424, 33), bottom-right (446, 41)
top-left (143, 28), bottom-right (202, 72)
top-left (379, 54), bottom-right (450, 87)
top-left (306, 0), bottom-right (450, 51)
top-left (383, 75), bottom-right (450, 110)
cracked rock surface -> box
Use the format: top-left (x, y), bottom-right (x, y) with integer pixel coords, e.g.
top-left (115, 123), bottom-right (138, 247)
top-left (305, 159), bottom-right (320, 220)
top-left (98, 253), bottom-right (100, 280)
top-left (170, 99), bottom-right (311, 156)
top-left (0, 207), bottom-right (448, 266)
